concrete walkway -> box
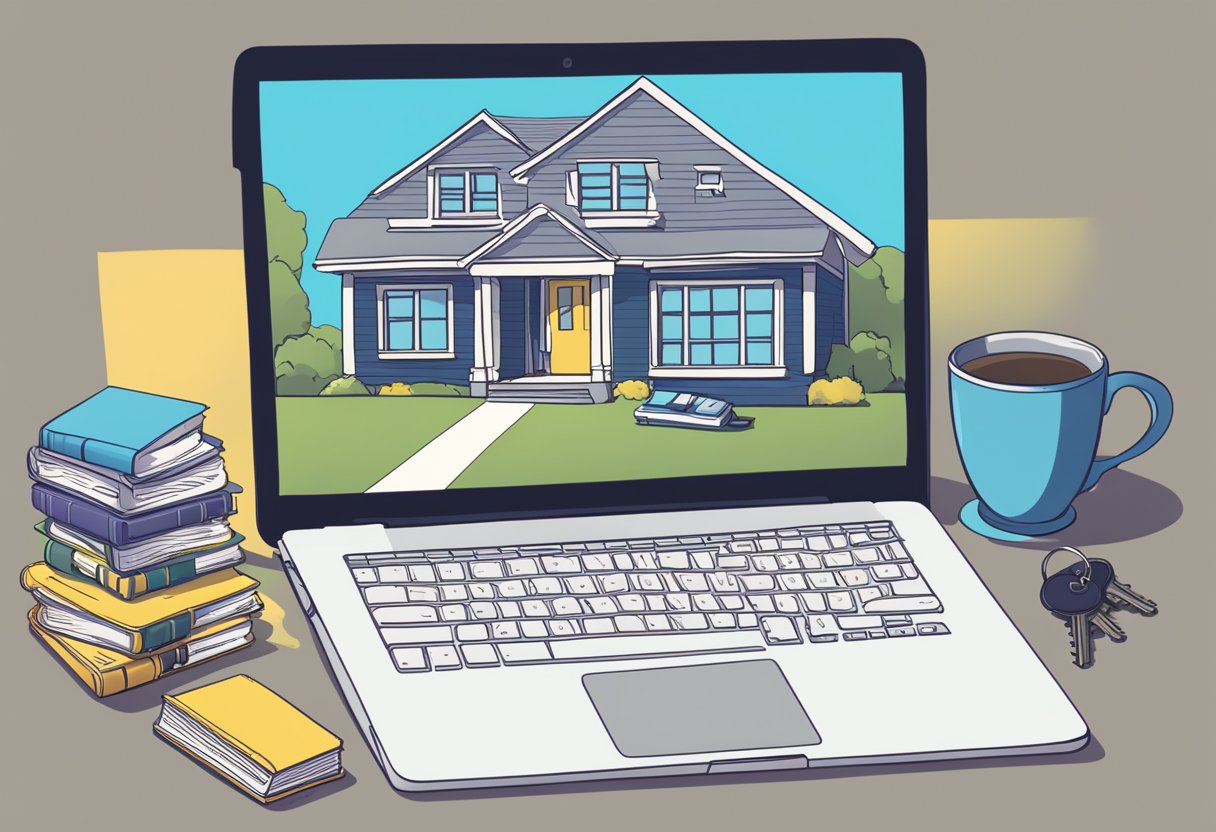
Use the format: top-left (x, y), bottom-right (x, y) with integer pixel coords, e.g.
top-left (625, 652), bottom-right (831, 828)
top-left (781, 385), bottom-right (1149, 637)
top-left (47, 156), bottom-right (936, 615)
top-left (366, 401), bottom-right (533, 492)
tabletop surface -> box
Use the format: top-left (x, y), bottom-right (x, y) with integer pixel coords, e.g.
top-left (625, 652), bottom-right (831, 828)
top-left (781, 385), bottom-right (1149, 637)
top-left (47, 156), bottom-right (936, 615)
top-left (2, 2), bottom-right (1213, 830)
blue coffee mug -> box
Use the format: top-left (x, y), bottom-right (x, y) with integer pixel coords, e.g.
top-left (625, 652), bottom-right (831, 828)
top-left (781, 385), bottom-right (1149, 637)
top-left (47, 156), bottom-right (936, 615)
top-left (949, 332), bottom-right (1172, 540)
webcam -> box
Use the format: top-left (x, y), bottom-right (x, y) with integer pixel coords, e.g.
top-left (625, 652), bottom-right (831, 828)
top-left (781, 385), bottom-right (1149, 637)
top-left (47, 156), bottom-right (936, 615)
top-left (562, 57), bottom-right (573, 69)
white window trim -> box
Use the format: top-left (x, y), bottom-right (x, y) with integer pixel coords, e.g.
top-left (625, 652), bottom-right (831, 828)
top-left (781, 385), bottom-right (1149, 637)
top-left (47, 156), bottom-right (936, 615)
top-left (376, 283), bottom-right (456, 360)
top-left (694, 164), bottom-right (725, 193)
top-left (575, 159), bottom-right (661, 225)
top-left (648, 278), bottom-right (786, 378)
top-left (428, 165), bottom-right (502, 222)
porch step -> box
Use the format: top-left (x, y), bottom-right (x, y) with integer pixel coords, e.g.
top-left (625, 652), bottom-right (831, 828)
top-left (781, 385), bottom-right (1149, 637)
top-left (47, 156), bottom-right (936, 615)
top-left (486, 382), bottom-right (602, 404)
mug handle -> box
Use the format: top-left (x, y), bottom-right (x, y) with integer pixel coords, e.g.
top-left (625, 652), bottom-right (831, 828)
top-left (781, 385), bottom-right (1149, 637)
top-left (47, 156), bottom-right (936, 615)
top-left (1081, 371), bottom-right (1173, 492)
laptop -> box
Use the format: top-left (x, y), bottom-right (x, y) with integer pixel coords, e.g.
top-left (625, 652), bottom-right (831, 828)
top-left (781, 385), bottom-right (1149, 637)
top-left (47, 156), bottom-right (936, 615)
top-left (233, 39), bottom-right (1087, 791)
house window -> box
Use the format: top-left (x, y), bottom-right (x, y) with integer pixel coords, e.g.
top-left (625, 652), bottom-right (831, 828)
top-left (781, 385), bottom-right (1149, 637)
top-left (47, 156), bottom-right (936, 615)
top-left (434, 169), bottom-right (499, 217)
top-left (577, 162), bottom-right (652, 212)
top-left (654, 281), bottom-right (783, 372)
top-left (378, 284), bottom-right (455, 358)
top-left (695, 165), bottom-right (725, 194)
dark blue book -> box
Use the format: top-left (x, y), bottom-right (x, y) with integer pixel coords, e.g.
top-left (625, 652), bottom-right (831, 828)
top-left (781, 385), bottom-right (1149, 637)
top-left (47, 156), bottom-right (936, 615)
top-left (31, 481), bottom-right (240, 547)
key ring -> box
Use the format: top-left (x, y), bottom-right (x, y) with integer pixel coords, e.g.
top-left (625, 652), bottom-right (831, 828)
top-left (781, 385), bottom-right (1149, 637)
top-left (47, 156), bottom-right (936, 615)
top-left (1042, 546), bottom-right (1092, 590)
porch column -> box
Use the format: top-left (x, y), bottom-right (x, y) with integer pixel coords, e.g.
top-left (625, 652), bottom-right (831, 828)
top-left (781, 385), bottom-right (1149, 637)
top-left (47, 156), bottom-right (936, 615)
top-left (469, 276), bottom-right (500, 395)
top-left (589, 275), bottom-right (613, 383)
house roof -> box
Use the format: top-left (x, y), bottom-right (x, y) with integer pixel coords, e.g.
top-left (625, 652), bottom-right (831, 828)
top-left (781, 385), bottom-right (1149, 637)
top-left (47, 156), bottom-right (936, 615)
top-left (460, 204), bottom-right (614, 267)
top-left (488, 116), bottom-right (586, 153)
top-left (369, 111), bottom-right (528, 196)
top-left (314, 218), bottom-right (500, 268)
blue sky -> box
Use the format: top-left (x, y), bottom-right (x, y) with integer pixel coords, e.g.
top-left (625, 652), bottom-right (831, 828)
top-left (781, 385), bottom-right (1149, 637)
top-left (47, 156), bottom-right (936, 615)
top-left (260, 73), bottom-right (905, 329)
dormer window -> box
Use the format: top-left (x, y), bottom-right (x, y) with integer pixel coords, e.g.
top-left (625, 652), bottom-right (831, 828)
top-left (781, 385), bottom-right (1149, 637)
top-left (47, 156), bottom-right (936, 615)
top-left (566, 160), bottom-right (660, 228)
top-left (695, 165), bottom-right (725, 194)
top-left (433, 168), bottom-right (500, 218)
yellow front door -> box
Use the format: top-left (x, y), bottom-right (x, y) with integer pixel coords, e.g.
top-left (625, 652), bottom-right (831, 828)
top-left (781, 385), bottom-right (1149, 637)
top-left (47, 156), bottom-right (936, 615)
top-left (547, 279), bottom-right (592, 374)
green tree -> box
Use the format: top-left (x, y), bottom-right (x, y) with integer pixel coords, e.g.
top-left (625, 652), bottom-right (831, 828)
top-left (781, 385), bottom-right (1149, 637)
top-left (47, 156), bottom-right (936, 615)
top-left (847, 246), bottom-right (905, 386)
top-left (275, 325), bottom-right (343, 395)
top-left (826, 331), bottom-right (896, 394)
top-left (320, 376), bottom-right (374, 396)
top-left (264, 183), bottom-right (311, 346)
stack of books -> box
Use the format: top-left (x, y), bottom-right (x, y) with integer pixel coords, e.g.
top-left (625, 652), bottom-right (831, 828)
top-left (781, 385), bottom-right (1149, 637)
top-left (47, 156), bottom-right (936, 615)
top-left (23, 387), bottom-right (262, 697)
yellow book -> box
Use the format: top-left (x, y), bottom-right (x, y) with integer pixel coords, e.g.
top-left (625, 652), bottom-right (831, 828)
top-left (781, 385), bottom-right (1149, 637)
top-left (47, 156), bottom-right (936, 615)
top-left (28, 606), bottom-right (254, 697)
top-left (21, 562), bottom-right (261, 654)
top-left (154, 674), bottom-right (344, 802)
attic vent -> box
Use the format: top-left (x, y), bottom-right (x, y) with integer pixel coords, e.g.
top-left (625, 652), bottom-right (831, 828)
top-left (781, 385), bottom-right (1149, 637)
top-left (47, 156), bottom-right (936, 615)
top-left (695, 165), bottom-right (724, 195)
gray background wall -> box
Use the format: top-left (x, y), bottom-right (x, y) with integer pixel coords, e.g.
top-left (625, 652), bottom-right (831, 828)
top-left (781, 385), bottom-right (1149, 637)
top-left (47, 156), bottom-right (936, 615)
top-left (2, 1), bottom-right (1213, 828)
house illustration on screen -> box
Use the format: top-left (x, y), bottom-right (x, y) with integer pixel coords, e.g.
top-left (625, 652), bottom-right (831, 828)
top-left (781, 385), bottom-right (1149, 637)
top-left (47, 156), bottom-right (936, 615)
top-left (314, 76), bottom-right (876, 405)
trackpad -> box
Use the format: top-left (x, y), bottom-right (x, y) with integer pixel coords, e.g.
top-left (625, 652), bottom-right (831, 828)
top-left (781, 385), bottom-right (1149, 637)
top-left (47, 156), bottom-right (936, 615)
top-left (582, 660), bottom-right (821, 758)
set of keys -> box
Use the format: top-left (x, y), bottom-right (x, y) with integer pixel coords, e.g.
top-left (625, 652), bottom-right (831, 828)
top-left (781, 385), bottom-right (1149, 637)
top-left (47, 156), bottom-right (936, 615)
top-left (1039, 546), bottom-right (1157, 668)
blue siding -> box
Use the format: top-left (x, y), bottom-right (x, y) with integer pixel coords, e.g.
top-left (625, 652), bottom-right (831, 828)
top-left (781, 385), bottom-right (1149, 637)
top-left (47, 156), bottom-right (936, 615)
top-left (612, 265), bottom-right (832, 406)
top-left (352, 274), bottom-right (474, 387)
top-left (498, 279), bottom-right (527, 379)
top-left (815, 265), bottom-right (846, 370)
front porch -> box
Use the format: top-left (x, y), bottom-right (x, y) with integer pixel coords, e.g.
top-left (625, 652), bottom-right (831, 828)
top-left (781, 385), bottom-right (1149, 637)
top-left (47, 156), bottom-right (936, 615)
top-left (486, 374), bottom-right (612, 404)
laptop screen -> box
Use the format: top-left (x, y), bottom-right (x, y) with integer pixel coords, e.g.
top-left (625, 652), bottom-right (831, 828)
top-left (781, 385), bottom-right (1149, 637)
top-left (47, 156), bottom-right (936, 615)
top-left (257, 71), bottom-right (907, 496)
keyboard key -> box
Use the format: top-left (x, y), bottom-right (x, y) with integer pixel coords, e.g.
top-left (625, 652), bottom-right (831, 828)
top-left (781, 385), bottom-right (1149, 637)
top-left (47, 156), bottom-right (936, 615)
top-left (585, 596), bottom-right (618, 615)
top-left (440, 584), bottom-right (469, 602)
top-left (708, 572), bottom-right (739, 592)
top-left (774, 594), bottom-right (800, 614)
top-left (667, 593), bottom-right (692, 612)
top-left (582, 554), bottom-right (614, 571)
top-left (677, 573), bottom-right (709, 592)
top-left (739, 575), bottom-right (775, 591)
top-left (778, 573), bottom-right (807, 591)
top-left (761, 616), bottom-right (801, 644)
top-left (407, 586), bottom-right (439, 603)
top-left (645, 595), bottom-right (667, 611)
top-left (613, 553), bottom-right (633, 570)
top-left (352, 567), bottom-right (377, 584)
top-left (496, 601), bottom-right (522, 618)
top-left (364, 585), bottom-right (407, 605)
top-left (843, 632), bottom-right (868, 641)
top-left (632, 573), bottom-right (664, 592)
top-left (827, 592), bottom-right (855, 612)
top-left (549, 631), bottom-right (761, 660)
top-left (633, 552), bottom-right (660, 570)
top-left (691, 550), bottom-right (716, 570)
top-left (864, 595), bottom-right (943, 614)
top-left (522, 600), bottom-right (550, 617)
top-left (709, 613), bottom-right (735, 629)
top-left (886, 625), bottom-right (916, 638)
top-left (824, 552), bottom-right (854, 568)
top-left (374, 605), bottom-right (437, 625)
top-left (541, 556), bottom-right (580, 573)
top-left (491, 621), bottom-right (520, 639)
top-left (456, 624), bottom-right (489, 641)
top-left (566, 576), bottom-right (597, 594)
top-left (528, 577), bottom-right (563, 595)
top-left (410, 564), bottom-right (437, 583)
top-left (840, 569), bottom-right (870, 587)
top-left (498, 642), bottom-right (553, 664)
top-left (381, 626), bottom-right (452, 646)
top-left (584, 617), bottom-right (615, 634)
top-left (496, 580), bottom-right (526, 598)
top-left (617, 594), bottom-right (645, 611)
top-left (598, 573), bottom-right (628, 593)
top-left (753, 555), bottom-right (778, 572)
top-left (757, 538), bottom-right (780, 552)
top-left (777, 554), bottom-right (800, 571)
top-left (799, 553), bottom-right (823, 570)
top-left (837, 615), bottom-right (883, 630)
top-left (670, 613), bottom-right (709, 631)
top-left (903, 563), bottom-right (919, 579)
top-left (692, 594), bottom-right (720, 612)
top-left (378, 565), bottom-right (410, 583)
top-left (800, 592), bottom-right (827, 612)
top-left (853, 547), bottom-right (882, 564)
top-left (470, 602), bottom-right (498, 620)
top-left (521, 620), bottom-right (548, 638)
top-left (461, 643), bottom-right (499, 666)
top-left (392, 647), bottom-right (429, 671)
top-left (720, 595), bottom-right (745, 611)
top-left (728, 540), bottom-right (756, 554)
top-left (427, 645), bottom-right (461, 670)
top-left (805, 536), bottom-right (831, 552)
top-left (615, 615), bottom-right (645, 632)
top-left (857, 586), bottom-right (885, 604)
top-left (807, 615), bottom-right (840, 642)
top-left (506, 558), bottom-right (539, 576)
top-left (552, 597), bottom-right (581, 616)
top-left (439, 605), bottom-right (468, 622)
top-left (549, 619), bottom-right (580, 637)
top-left (808, 573), bottom-right (840, 589)
top-left (918, 622), bottom-right (950, 636)
top-left (718, 555), bottom-right (749, 569)
top-left (644, 614), bottom-right (671, 631)
top-left (892, 578), bottom-right (932, 596)
top-left (469, 583), bottom-right (494, 599)
top-left (828, 534), bottom-right (847, 549)
top-left (747, 595), bottom-right (775, 613)
top-left (872, 564), bottom-right (903, 581)
top-left (738, 613), bottom-right (758, 629)
top-left (470, 562), bottom-right (504, 579)
top-left (658, 551), bottom-right (689, 570)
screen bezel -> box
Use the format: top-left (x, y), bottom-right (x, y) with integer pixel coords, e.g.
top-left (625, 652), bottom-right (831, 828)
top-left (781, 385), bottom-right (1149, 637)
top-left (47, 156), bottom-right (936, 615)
top-left (233, 39), bottom-right (929, 544)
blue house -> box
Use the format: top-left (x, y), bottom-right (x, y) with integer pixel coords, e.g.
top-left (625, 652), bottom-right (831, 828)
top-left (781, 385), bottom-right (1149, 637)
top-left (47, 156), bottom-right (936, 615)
top-left (314, 77), bottom-right (875, 405)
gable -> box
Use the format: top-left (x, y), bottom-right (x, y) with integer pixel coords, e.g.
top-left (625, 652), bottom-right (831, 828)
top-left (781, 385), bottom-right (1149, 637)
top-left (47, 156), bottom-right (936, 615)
top-left (461, 205), bottom-right (614, 268)
top-left (351, 121), bottom-right (531, 220)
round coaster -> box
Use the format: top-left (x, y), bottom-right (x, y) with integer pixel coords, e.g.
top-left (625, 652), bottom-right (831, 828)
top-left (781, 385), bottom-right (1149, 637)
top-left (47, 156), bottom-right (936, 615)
top-left (959, 499), bottom-right (1077, 542)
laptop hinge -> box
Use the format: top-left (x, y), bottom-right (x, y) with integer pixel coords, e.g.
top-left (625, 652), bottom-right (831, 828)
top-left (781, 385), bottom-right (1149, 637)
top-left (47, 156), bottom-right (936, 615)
top-left (708, 754), bottom-right (809, 774)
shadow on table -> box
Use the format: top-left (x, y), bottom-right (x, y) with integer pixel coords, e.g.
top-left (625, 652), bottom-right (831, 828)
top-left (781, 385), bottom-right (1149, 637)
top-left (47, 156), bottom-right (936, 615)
top-left (400, 737), bottom-right (1104, 801)
top-left (931, 470), bottom-right (1183, 548)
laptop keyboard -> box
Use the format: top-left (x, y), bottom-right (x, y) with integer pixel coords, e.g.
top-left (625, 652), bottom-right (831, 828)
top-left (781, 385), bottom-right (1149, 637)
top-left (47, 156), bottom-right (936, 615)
top-left (345, 520), bottom-right (948, 672)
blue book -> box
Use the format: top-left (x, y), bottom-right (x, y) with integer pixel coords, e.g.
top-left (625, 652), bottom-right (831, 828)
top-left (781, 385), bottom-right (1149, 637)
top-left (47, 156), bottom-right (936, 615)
top-left (39, 387), bottom-right (207, 476)
top-left (634, 390), bottom-right (754, 430)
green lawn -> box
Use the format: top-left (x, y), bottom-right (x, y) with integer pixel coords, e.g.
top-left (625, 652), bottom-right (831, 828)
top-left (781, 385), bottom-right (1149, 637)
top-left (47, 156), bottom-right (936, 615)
top-left (451, 393), bottom-right (906, 488)
top-left (276, 396), bottom-right (481, 494)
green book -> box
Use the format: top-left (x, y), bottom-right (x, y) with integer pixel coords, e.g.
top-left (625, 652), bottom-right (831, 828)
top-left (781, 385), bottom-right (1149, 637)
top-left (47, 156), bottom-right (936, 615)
top-left (39, 528), bottom-right (245, 600)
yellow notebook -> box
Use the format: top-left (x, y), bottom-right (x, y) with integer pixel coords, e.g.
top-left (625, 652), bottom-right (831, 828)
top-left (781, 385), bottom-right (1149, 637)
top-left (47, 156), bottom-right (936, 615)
top-left (28, 607), bottom-right (254, 697)
top-left (21, 563), bottom-right (260, 654)
top-left (154, 674), bottom-right (344, 803)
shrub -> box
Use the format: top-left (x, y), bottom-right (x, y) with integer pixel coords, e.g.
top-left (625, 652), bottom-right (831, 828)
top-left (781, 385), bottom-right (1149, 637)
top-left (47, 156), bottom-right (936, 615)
top-left (379, 382), bottom-right (413, 396)
top-left (808, 377), bottom-right (865, 406)
top-left (847, 246), bottom-right (905, 384)
top-left (319, 376), bottom-right (373, 396)
top-left (274, 324), bottom-right (343, 395)
top-left (408, 382), bottom-right (468, 397)
top-left (826, 331), bottom-right (896, 393)
top-left (613, 379), bottom-right (651, 401)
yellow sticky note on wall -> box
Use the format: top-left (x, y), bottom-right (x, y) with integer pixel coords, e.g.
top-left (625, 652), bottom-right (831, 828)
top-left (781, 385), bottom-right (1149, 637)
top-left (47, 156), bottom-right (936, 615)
top-left (98, 250), bottom-right (272, 556)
